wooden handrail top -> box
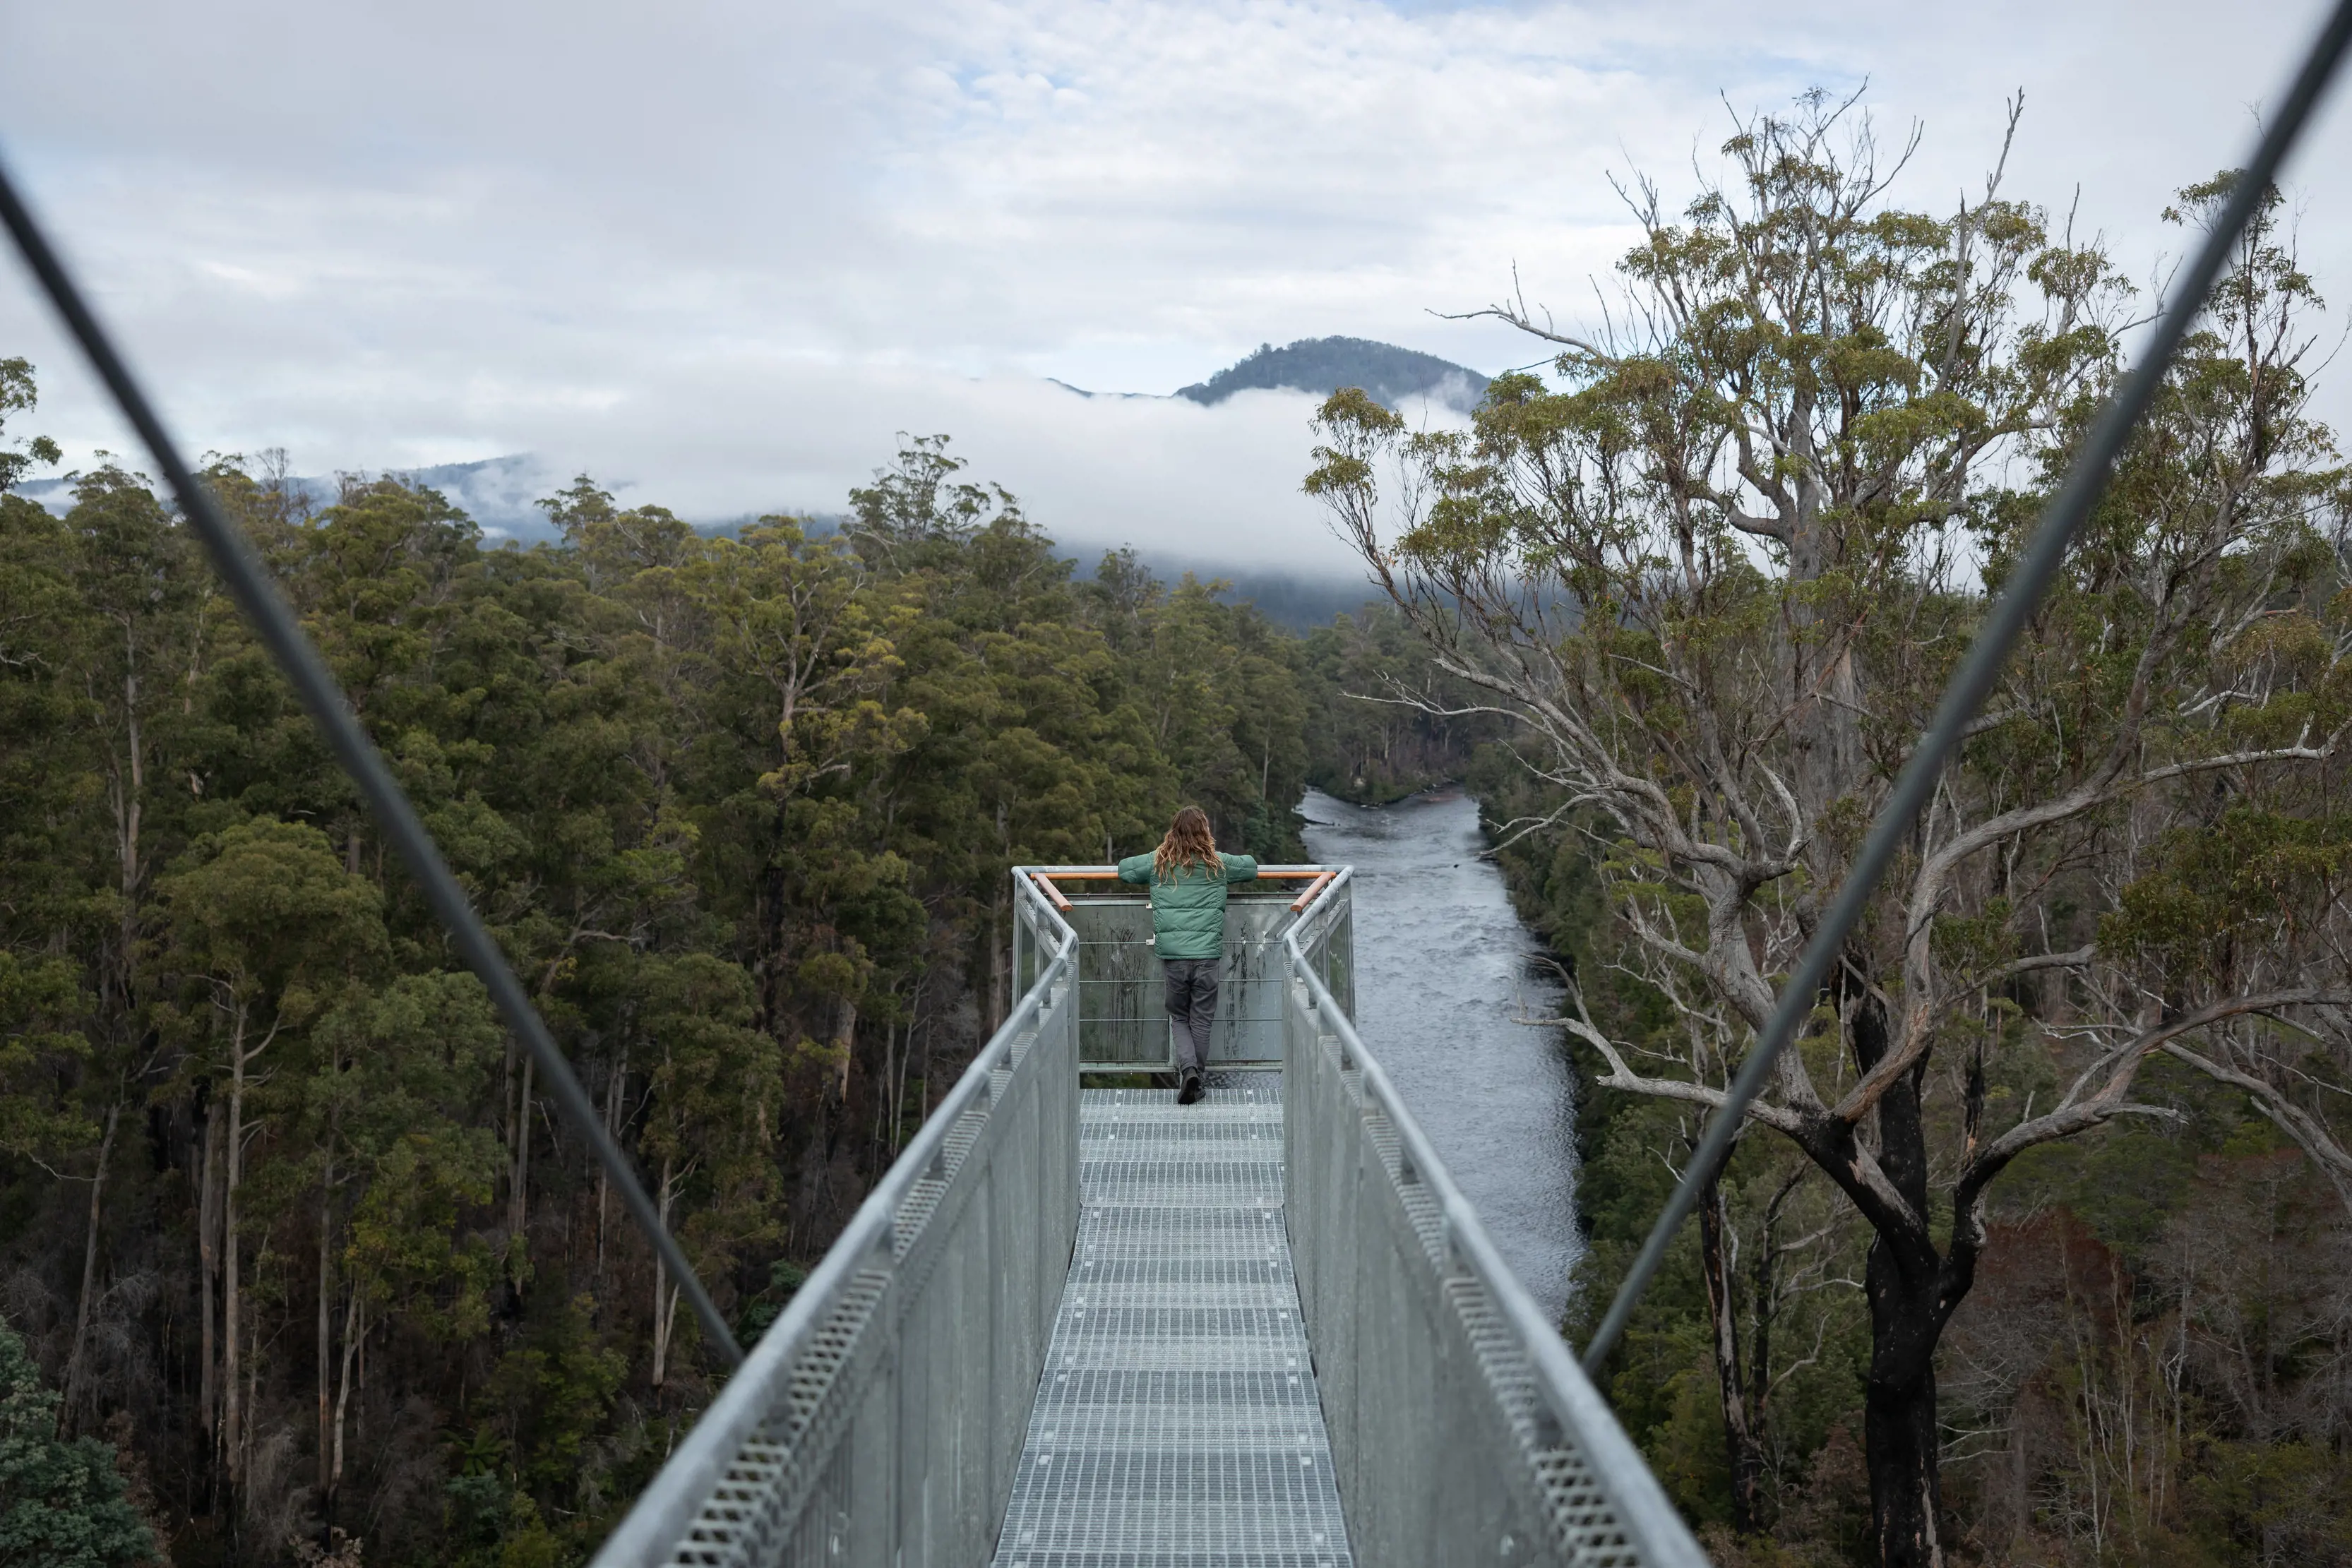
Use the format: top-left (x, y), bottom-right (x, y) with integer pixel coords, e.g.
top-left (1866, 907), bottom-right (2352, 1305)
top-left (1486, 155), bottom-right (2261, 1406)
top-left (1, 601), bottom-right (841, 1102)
top-left (1035, 868), bottom-right (1325, 880)
top-left (1289, 870), bottom-right (1337, 912)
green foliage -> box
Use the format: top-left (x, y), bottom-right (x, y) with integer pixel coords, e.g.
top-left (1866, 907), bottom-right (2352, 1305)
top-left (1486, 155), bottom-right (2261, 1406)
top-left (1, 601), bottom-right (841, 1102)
top-left (158, 818), bottom-right (389, 1014)
top-left (0, 954), bottom-right (97, 1165)
top-left (0, 359), bottom-right (60, 492)
top-left (316, 972), bottom-right (506, 1338)
top-left (481, 1294), bottom-right (627, 1511)
top-left (1294, 604), bottom-right (1499, 803)
top-left (0, 397), bottom-right (1349, 1561)
top-left (0, 1318), bottom-right (154, 1568)
top-left (2187, 1440), bottom-right (2352, 1564)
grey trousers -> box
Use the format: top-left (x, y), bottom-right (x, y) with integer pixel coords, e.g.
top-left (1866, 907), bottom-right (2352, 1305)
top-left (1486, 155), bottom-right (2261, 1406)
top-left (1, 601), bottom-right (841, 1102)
top-left (1162, 957), bottom-right (1219, 1076)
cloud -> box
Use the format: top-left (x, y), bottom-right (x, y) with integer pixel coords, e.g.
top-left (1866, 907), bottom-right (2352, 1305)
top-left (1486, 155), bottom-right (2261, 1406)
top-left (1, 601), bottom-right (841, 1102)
top-left (2, 0), bottom-right (2347, 563)
top-left (507, 364), bottom-right (1397, 575)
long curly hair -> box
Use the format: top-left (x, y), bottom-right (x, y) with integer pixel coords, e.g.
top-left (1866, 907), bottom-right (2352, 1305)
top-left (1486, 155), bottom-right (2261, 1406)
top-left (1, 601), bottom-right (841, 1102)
top-left (1152, 806), bottom-right (1219, 878)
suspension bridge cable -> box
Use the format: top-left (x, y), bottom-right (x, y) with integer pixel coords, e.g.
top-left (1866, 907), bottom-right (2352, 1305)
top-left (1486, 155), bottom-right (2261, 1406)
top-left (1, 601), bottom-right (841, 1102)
top-left (1580, 0), bottom-right (2352, 1376)
top-left (0, 154), bottom-right (746, 1371)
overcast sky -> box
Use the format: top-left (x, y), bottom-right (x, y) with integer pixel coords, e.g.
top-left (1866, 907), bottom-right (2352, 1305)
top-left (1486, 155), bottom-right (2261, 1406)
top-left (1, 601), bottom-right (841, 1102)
top-left (2, 0), bottom-right (2348, 571)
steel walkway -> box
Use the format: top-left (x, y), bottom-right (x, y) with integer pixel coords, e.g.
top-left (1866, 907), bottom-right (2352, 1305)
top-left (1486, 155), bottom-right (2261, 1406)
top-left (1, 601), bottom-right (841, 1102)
top-left (994, 1075), bottom-right (1351, 1567)
top-left (594, 868), bottom-right (1704, 1568)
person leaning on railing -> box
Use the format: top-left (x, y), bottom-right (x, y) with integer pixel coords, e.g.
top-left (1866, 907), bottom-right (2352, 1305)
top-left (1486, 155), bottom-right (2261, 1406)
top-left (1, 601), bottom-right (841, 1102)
top-left (1117, 806), bottom-right (1258, 1104)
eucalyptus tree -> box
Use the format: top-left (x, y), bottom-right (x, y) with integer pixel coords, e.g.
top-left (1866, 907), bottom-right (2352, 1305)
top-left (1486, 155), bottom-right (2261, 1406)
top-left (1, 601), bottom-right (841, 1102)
top-left (1307, 92), bottom-right (2351, 1565)
top-left (631, 952), bottom-right (780, 1391)
top-left (0, 357), bottom-right (59, 491)
top-left (0, 455), bottom-right (213, 1437)
top-left (154, 819), bottom-right (388, 1497)
top-left (0, 1316), bottom-right (156, 1568)
top-left (302, 971), bottom-right (504, 1518)
top-left (680, 517), bottom-right (914, 1036)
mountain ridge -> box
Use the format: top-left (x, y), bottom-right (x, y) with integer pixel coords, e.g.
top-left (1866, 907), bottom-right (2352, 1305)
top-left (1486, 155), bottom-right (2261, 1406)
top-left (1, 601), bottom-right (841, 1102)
top-left (1176, 335), bottom-right (1488, 414)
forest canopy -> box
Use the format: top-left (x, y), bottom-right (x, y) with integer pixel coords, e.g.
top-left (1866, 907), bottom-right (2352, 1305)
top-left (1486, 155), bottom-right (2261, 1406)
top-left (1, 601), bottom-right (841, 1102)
top-left (1311, 89), bottom-right (2352, 1568)
top-left (0, 397), bottom-right (1467, 1564)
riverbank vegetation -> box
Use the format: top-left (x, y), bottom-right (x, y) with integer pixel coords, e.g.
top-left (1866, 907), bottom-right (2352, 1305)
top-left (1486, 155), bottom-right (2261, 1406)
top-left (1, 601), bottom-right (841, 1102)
top-left (0, 397), bottom-right (1423, 1564)
top-left (1311, 90), bottom-right (2352, 1567)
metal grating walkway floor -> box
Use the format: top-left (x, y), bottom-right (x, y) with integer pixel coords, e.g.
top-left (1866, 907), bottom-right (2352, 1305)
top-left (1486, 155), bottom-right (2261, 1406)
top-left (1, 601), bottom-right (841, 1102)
top-left (993, 1073), bottom-right (1354, 1567)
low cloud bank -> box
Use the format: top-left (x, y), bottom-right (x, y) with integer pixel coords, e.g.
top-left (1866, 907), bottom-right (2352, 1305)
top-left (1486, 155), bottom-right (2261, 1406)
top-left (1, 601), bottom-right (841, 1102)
top-left (520, 369), bottom-right (1443, 576)
top-left (9, 358), bottom-right (1431, 580)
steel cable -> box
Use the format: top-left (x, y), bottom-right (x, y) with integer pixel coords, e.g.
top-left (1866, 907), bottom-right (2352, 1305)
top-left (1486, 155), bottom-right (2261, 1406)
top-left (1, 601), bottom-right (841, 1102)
top-left (0, 154), bottom-right (745, 1370)
top-left (1581, 0), bottom-right (2352, 1375)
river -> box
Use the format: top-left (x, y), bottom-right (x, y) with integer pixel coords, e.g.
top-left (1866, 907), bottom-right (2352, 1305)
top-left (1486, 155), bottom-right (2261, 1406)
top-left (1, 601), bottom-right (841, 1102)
top-left (1298, 785), bottom-right (1583, 1320)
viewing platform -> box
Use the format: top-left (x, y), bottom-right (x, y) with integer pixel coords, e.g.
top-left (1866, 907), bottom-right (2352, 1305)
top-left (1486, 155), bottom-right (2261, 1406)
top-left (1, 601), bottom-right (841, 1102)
top-left (595, 868), bottom-right (1704, 1568)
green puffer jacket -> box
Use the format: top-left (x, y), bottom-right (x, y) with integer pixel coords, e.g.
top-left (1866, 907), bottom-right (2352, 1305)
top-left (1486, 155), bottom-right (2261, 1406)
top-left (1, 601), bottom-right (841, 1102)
top-left (1116, 851), bottom-right (1260, 959)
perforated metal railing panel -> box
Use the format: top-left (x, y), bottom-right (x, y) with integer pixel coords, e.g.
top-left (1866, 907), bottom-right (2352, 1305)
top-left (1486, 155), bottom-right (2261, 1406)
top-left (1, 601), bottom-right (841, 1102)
top-left (993, 1074), bottom-right (1354, 1567)
top-left (1061, 895), bottom-right (1311, 1071)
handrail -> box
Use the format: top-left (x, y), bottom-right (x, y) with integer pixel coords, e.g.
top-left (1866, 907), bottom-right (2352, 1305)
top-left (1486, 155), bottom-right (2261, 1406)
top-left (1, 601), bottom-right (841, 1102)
top-left (1029, 864), bottom-right (1326, 888)
top-left (590, 870), bottom-right (1079, 1567)
top-left (1289, 865), bottom-right (1347, 920)
top-left (1279, 878), bottom-right (1707, 1566)
top-left (1026, 868), bottom-right (1074, 911)
top-left (1025, 863), bottom-right (1334, 911)
top-left (1037, 869), bottom-right (1327, 878)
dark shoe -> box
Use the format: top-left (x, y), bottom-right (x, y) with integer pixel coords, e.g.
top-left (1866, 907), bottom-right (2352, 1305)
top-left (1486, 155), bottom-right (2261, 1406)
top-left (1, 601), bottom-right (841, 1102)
top-left (1177, 1070), bottom-right (1203, 1106)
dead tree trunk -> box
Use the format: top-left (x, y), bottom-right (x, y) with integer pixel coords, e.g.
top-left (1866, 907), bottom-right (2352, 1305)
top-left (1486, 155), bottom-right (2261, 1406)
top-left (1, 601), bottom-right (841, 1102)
top-left (222, 1022), bottom-right (247, 1491)
top-left (316, 1151), bottom-right (335, 1507)
top-left (59, 1098), bottom-right (122, 1433)
top-left (651, 1152), bottom-right (683, 1390)
top-left (1697, 1167), bottom-right (1766, 1533)
top-left (197, 1093), bottom-right (222, 1471)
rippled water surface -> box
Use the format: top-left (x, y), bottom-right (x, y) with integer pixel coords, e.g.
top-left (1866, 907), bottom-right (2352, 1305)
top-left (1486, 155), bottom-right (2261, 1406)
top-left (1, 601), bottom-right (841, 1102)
top-left (1299, 786), bottom-right (1581, 1318)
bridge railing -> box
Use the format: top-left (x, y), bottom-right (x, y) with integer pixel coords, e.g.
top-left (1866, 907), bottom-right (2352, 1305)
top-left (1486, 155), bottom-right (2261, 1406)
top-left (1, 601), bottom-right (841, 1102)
top-left (592, 870), bottom-right (1081, 1568)
top-left (1281, 869), bottom-right (1707, 1568)
top-left (599, 861), bottom-right (1707, 1567)
top-left (1020, 864), bottom-right (1339, 1069)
